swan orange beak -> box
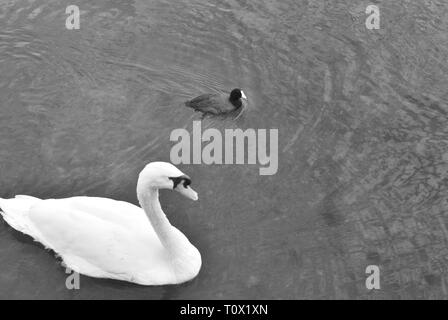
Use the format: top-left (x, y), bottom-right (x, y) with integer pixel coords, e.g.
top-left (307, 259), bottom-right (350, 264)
top-left (176, 185), bottom-right (198, 201)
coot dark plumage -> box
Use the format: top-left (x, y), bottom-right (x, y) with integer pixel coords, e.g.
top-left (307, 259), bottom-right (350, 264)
top-left (185, 88), bottom-right (247, 116)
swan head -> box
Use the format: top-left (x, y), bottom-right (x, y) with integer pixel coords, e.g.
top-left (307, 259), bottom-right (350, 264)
top-left (138, 162), bottom-right (198, 201)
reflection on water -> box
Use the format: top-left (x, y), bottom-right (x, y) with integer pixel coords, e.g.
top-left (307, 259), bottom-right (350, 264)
top-left (1, 0), bottom-right (448, 299)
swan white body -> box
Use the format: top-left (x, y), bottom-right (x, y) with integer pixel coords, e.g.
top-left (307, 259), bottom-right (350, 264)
top-left (0, 162), bottom-right (202, 285)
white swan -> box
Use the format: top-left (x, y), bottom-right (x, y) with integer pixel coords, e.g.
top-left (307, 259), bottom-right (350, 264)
top-left (0, 162), bottom-right (201, 285)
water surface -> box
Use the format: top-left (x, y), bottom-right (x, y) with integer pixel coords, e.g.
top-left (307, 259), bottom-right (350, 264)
top-left (1, 0), bottom-right (448, 299)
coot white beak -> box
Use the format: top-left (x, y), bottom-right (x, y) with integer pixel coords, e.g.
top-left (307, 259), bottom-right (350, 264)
top-left (176, 185), bottom-right (198, 201)
top-left (241, 91), bottom-right (248, 100)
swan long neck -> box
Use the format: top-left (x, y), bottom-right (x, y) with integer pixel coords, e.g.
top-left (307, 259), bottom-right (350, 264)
top-left (137, 187), bottom-right (178, 253)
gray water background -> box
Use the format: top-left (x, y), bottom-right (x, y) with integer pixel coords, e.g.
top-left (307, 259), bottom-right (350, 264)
top-left (1, 0), bottom-right (448, 299)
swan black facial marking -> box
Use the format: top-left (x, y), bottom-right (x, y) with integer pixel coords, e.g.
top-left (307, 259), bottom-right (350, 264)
top-left (169, 175), bottom-right (191, 189)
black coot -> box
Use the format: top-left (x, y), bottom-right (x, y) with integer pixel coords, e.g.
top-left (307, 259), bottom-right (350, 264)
top-left (185, 88), bottom-right (247, 116)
